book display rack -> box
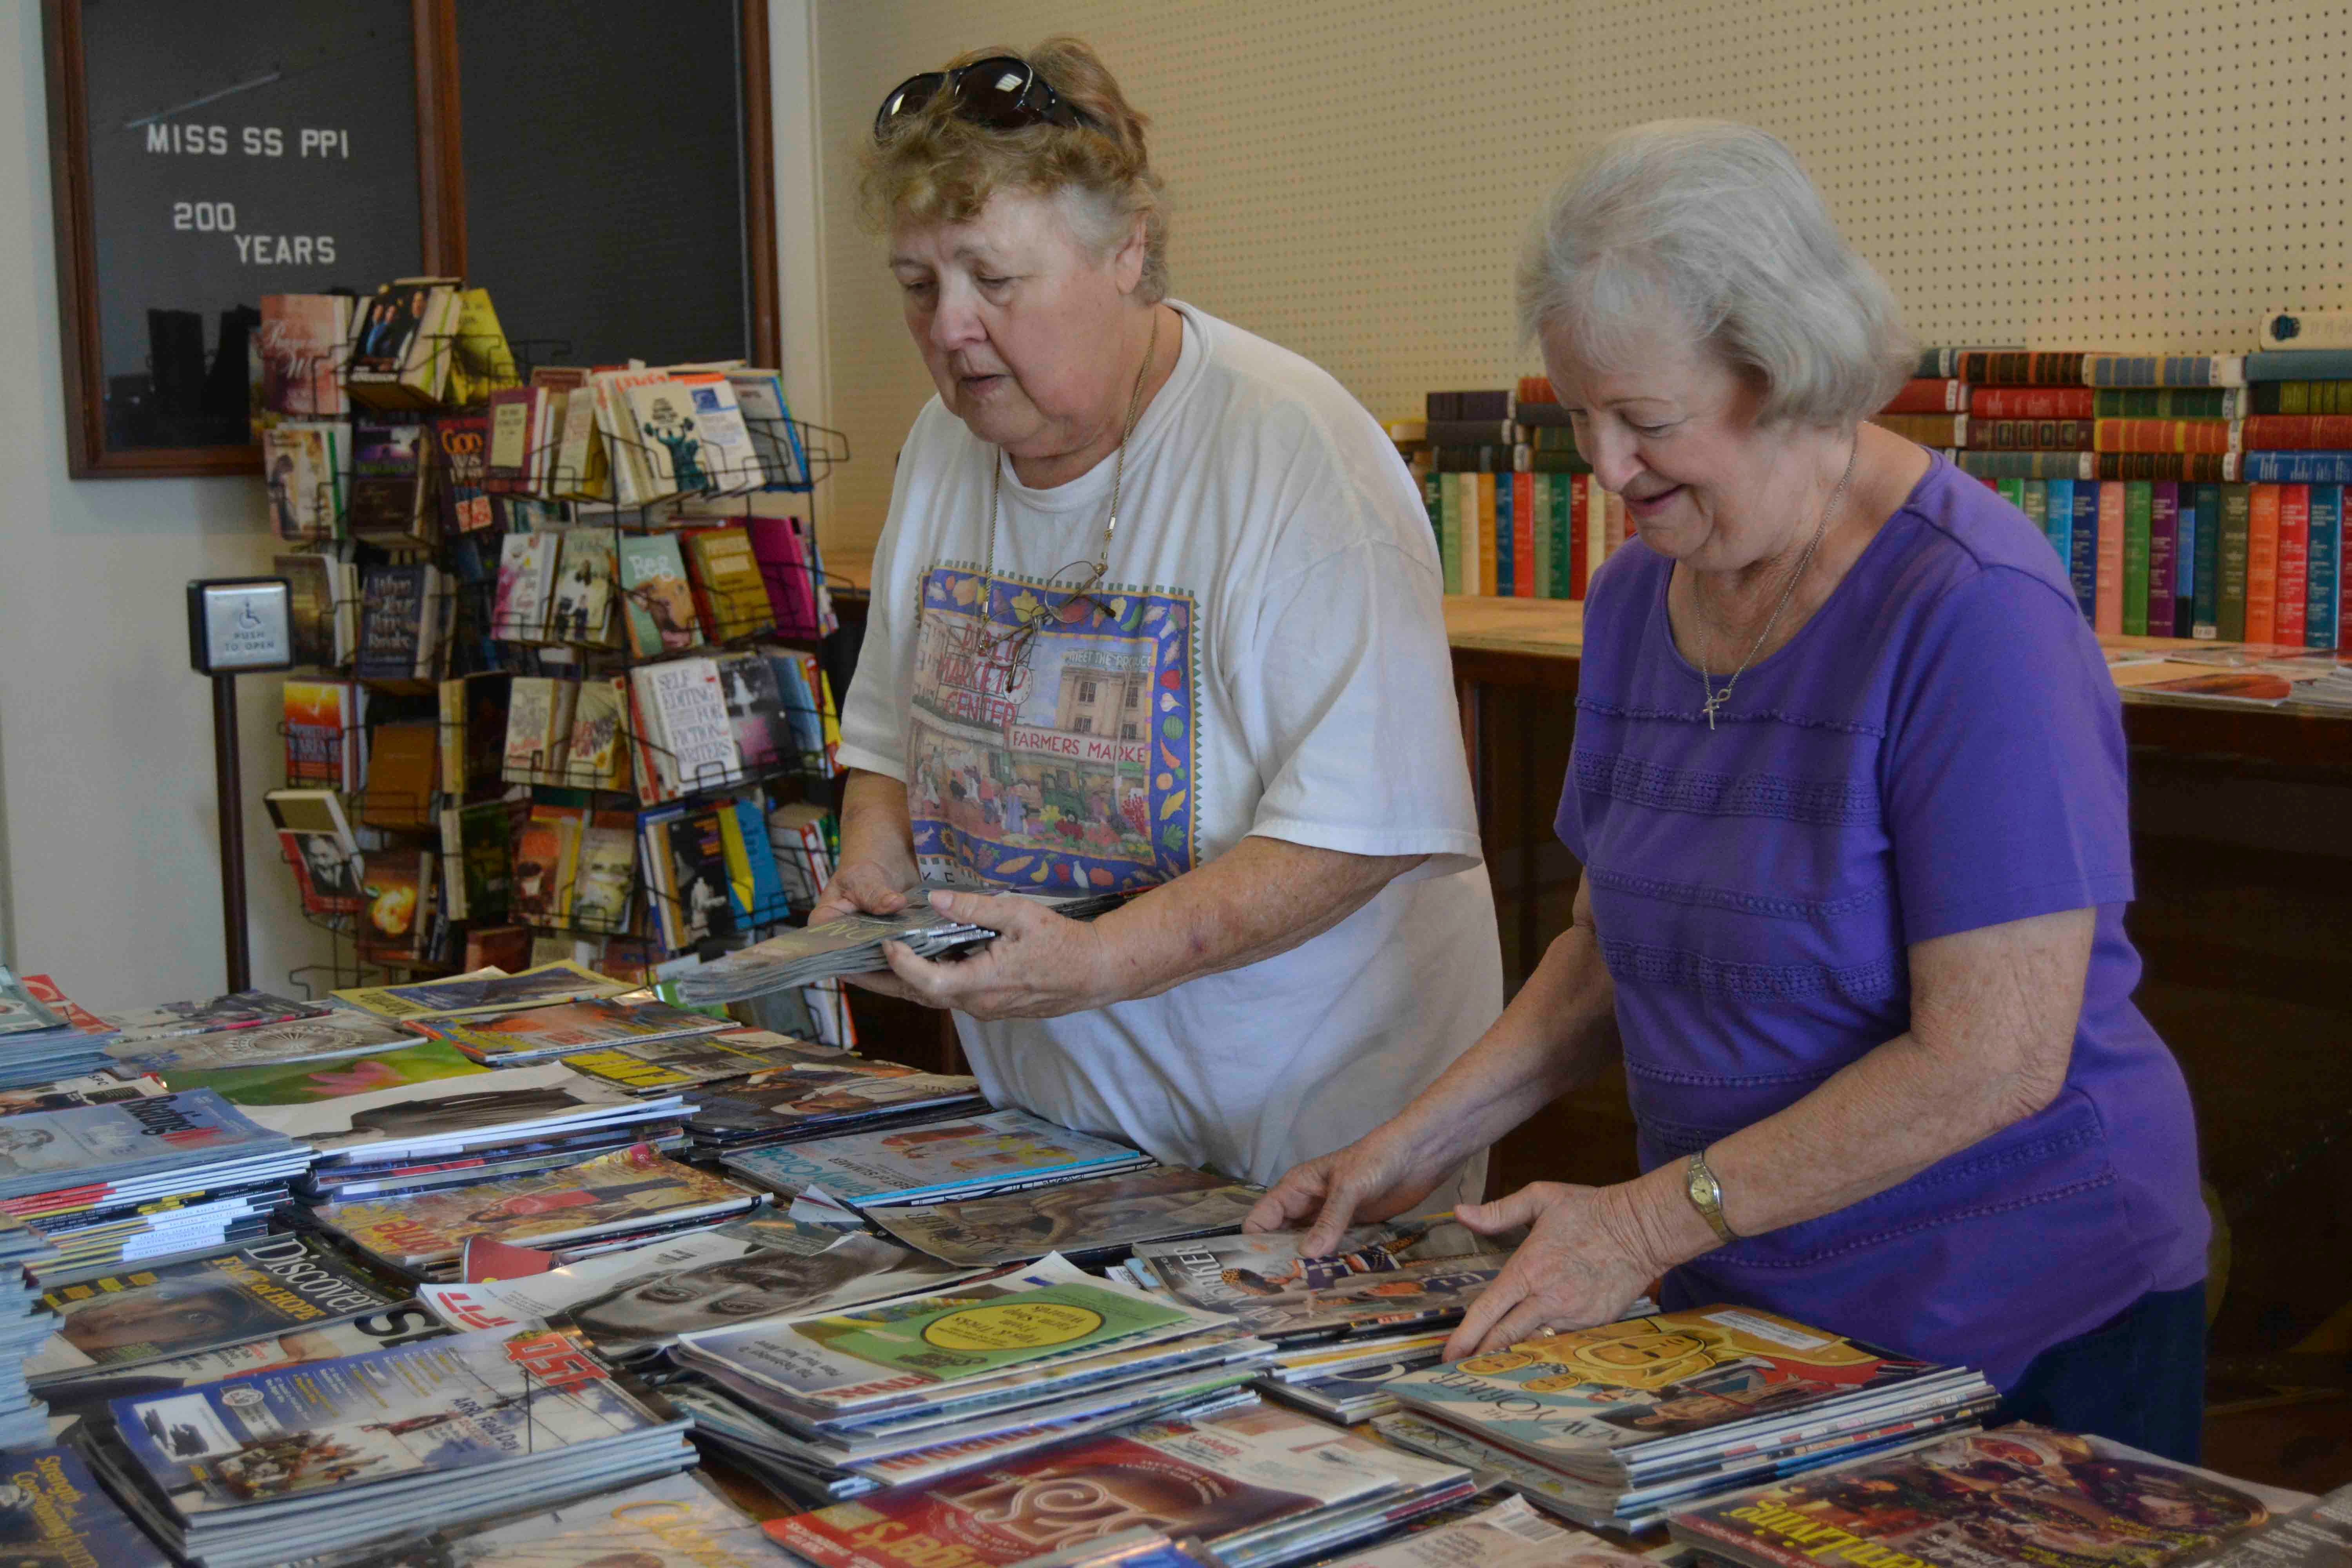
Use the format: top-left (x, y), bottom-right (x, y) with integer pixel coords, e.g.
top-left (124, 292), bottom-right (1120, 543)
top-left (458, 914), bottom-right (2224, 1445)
top-left (260, 280), bottom-right (853, 1002)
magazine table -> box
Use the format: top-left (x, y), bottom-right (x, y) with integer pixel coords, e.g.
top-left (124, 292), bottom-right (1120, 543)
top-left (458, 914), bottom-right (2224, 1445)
top-left (1442, 595), bottom-right (2352, 989)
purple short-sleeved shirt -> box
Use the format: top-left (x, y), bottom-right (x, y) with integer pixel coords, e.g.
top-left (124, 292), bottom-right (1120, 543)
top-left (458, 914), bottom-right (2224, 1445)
top-left (1557, 454), bottom-right (2208, 1390)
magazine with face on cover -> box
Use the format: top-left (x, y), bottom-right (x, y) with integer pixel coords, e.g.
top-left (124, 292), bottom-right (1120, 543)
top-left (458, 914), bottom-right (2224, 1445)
top-left (27, 1233), bottom-right (412, 1384)
top-left (1384, 1306), bottom-right (1983, 1479)
top-left (864, 1166), bottom-right (1264, 1267)
top-left (417, 1225), bottom-right (983, 1359)
top-left (312, 1142), bottom-right (762, 1270)
top-left (106, 1011), bottom-right (422, 1073)
top-left (102, 1325), bottom-right (687, 1517)
top-left (763, 1399), bottom-right (1466, 1568)
top-left (0, 1074), bottom-right (166, 1116)
top-left (718, 1108), bottom-right (1150, 1207)
top-left (1668, 1426), bottom-right (2315, 1568)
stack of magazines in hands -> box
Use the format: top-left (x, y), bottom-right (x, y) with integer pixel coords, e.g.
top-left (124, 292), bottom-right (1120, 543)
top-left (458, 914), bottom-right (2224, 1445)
top-left (74, 1325), bottom-right (693, 1568)
top-left (1372, 1304), bottom-right (1998, 1533)
top-left (760, 1397), bottom-right (1481, 1568)
top-left (666, 1254), bottom-right (1277, 1506)
top-left (672, 889), bottom-right (1128, 1004)
top-left (1121, 1216), bottom-right (1517, 1426)
top-left (1667, 1426), bottom-right (2340, 1568)
top-left (0, 1091), bottom-right (311, 1283)
top-left (718, 1107), bottom-right (1154, 1210)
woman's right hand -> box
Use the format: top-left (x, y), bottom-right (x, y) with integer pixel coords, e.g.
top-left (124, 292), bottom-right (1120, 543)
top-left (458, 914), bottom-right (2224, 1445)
top-left (808, 771), bottom-right (927, 998)
top-left (1244, 1120), bottom-right (1454, 1258)
top-left (808, 860), bottom-right (915, 927)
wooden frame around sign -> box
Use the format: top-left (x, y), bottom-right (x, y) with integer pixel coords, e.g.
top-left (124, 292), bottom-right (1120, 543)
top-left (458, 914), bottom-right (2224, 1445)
top-left (42, 0), bottom-right (780, 481)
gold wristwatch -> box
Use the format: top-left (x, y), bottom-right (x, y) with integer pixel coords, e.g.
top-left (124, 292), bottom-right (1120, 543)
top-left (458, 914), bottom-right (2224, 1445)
top-left (1683, 1149), bottom-right (1739, 1244)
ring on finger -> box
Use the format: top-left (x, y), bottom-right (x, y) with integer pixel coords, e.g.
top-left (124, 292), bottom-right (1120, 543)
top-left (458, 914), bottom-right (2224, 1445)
top-left (1536, 1326), bottom-right (1561, 1338)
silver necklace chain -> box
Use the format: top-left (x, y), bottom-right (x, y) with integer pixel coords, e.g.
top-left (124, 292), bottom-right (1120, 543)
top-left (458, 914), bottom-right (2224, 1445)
top-left (978, 308), bottom-right (1160, 659)
top-left (1693, 441), bottom-right (1857, 731)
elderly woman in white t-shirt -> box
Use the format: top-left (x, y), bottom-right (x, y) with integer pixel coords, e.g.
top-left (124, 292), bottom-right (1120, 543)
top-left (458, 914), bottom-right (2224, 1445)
top-left (815, 36), bottom-right (1501, 1191)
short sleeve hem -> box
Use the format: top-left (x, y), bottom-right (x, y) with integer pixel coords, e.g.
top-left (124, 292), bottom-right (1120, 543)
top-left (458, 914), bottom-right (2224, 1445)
top-left (1904, 874), bottom-right (2136, 946)
top-left (831, 744), bottom-right (907, 782)
top-left (1244, 818), bottom-right (1482, 879)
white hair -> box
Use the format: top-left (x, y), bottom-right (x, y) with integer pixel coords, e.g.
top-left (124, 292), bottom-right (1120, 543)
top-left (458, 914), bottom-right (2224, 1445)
top-left (1517, 120), bottom-right (1914, 429)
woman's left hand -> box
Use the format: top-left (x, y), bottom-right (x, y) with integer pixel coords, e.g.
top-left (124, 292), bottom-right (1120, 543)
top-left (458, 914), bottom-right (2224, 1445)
top-left (878, 890), bottom-right (1116, 1020)
top-left (1442, 1180), bottom-right (1666, 1360)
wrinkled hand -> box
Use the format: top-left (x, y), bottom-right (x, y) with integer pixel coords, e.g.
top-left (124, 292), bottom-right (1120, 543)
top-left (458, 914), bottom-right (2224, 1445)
top-left (1243, 1121), bottom-right (1453, 1258)
top-left (877, 891), bottom-right (1114, 1020)
top-left (1442, 1181), bottom-right (1660, 1360)
top-left (809, 861), bottom-right (922, 1001)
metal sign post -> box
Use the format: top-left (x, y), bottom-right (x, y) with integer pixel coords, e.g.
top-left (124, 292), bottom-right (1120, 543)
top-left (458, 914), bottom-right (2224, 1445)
top-left (186, 578), bottom-right (294, 993)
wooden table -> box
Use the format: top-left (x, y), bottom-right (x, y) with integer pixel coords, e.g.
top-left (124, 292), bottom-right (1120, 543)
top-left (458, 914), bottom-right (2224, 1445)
top-left (1444, 595), bottom-right (2352, 983)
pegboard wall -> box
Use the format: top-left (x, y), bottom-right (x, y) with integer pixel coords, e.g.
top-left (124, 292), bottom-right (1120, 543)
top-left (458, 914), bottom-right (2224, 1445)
top-left (809, 0), bottom-right (2352, 578)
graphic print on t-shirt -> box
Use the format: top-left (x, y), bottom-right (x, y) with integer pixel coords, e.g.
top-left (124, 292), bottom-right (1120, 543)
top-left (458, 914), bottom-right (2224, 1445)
top-left (907, 564), bottom-right (1198, 895)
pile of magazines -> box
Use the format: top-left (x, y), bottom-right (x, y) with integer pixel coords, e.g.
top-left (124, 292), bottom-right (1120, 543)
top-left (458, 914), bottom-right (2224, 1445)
top-left (719, 1106), bottom-right (1153, 1210)
top-left (76, 1326), bottom-right (693, 1568)
top-left (668, 1254), bottom-right (1276, 1505)
top-left (0, 968), bottom-right (120, 1088)
top-left (683, 1055), bottom-right (986, 1154)
top-left (0, 1212), bottom-right (61, 1446)
top-left (1374, 1304), bottom-right (1999, 1532)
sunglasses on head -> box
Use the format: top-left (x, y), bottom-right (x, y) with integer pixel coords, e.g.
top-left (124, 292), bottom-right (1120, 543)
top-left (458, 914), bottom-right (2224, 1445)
top-left (873, 55), bottom-right (1096, 143)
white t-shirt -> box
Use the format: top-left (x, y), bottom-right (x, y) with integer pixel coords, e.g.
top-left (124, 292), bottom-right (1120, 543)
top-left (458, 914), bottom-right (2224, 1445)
top-left (837, 300), bottom-right (1501, 1191)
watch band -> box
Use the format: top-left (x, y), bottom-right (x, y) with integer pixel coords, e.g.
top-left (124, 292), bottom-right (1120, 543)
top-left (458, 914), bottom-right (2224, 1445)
top-left (1683, 1149), bottom-right (1740, 1244)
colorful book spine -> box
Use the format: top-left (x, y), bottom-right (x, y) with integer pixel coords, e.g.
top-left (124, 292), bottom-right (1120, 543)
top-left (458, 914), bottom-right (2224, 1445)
top-left (2241, 451), bottom-right (2352, 485)
top-left (2068, 481), bottom-right (2098, 620)
top-left (1477, 474), bottom-right (1498, 597)
top-left (2120, 481), bottom-right (2152, 636)
top-left (1515, 471), bottom-right (1537, 597)
top-left (2218, 485), bottom-right (2252, 642)
top-left (1878, 413), bottom-right (1970, 446)
top-left (1956, 351), bottom-right (2087, 386)
top-left (2240, 415), bottom-right (2352, 450)
top-left (1994, 477), bottom-right (2024, 515)
top-left (2172, 485), bottom-right (2196, 639)
top-left (2095, 453), bottom-right (2241, 482)
top-left (1973, 387), bottom-right (2094, 420)
top-left (2041, 477), bottom-right (2072, 574)
top-left (1437, 474), bottom-right (1460, 595)
top-left (1421, 469), bottom-right (1440, 551)
top-left (2244, 348), bottom-right (2352, 382)
top-left (1493, 471), bottom-right (1514, 596)
top-left (2275, 484), bottom-right (2310, 645)
top-left (1954, 451), bottom-right (2090, 480)
top-left (2084, 354), bottom-right (2246, 388)
top-left (2094, 482), bottom-right (2126, 635)
top-left (2307, 486), bottom-right (2342, 650)
top-left (2147, 483), bottom-right (2178, 637)
top-left (2094, 419), bottom-right (2241, 455)
top-left (1971, 418), bottom-right (2091, 451)
top-left (2244, 484), bottom-right (2281, 644)
top-left (1883, 378), bottom-right (1968, 413)
top-left (1549, 474), bottom-right (1571, 598)
top-left (1568, 475), bottom-right (1590, 599)
top-left (2191, 483), bottom-right (2223, 638)
top-left (2251, 382), bottom-right (2352, 416)
top-left (2094, 388), bottom-right (2245, 419)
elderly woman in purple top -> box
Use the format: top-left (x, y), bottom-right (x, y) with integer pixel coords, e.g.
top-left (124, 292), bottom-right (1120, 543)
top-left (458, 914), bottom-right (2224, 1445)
top-left (1251, 121), bottom-right (2210, 1460)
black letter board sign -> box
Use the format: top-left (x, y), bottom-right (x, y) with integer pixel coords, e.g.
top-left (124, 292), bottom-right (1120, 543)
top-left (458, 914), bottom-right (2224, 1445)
top-left (45, 0), bottom-right (439, 477)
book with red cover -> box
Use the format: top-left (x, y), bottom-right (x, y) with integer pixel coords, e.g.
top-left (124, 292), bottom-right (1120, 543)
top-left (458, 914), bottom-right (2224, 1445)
top-left (2275, 484), bottom-right (2311, 645)
top-left (1881, 378), bottom-right (1966, 414)
top-left (1568, 474), bottom-right (1591, 599)
top-left (2245, 484), bottom-right (2283, 645)
top-left (2243, 414), bottom-right (2352, 450)
top-left (745, 515), bottom-right (822, 637)
top-left (1971, 386), bottom-right (2094, 420)
top-left (2094, 418), bottom-right (2241, 454)
top-left (1513, 470), bottom-right (1535, 597)
top-left (1955, 350), bottom-right (2093, 386)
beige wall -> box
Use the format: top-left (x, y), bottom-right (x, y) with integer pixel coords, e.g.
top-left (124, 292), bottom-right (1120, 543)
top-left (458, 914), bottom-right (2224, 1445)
top-left (806, 0), bottom-right (2352, 583)
top-left (0, 7), bottom-right (327, 1008)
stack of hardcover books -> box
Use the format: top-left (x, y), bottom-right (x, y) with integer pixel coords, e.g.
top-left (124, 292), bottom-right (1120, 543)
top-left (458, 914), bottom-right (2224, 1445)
top-left (0, 969), bottom-right (120, 1088)
top-left (761, 1398), bottom-right (1479, 1568)
top-left (1373, 1305), bottom-right (1998, 1532)
top-left (717, 1107), bottom-right (1153, 1210)
top-left (669, 1255), bottom-right (1276, 1506)
top-left (76, 1325), bottom-right (694, 1568)
top-left (0, 1092), bottom-right (311, 1285)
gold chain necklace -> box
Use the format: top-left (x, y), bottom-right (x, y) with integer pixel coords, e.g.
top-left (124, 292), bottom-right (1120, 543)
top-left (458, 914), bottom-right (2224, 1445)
top-left (1693, 440), bottom-right (1856, 730)
top-left (975, 309), bottom-right (1160, 667)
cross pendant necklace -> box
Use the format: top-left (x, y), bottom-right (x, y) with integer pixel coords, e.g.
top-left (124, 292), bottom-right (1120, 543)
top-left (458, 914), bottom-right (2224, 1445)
top-left (1691, 441), bottom-right (1855, 731)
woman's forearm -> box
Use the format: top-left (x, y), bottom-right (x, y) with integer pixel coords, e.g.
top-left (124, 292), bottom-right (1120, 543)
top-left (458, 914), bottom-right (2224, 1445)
top-left (837, 770), bottom-right (917, 876)
top-left (1083, 835), bottom-right (1421, 1002)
